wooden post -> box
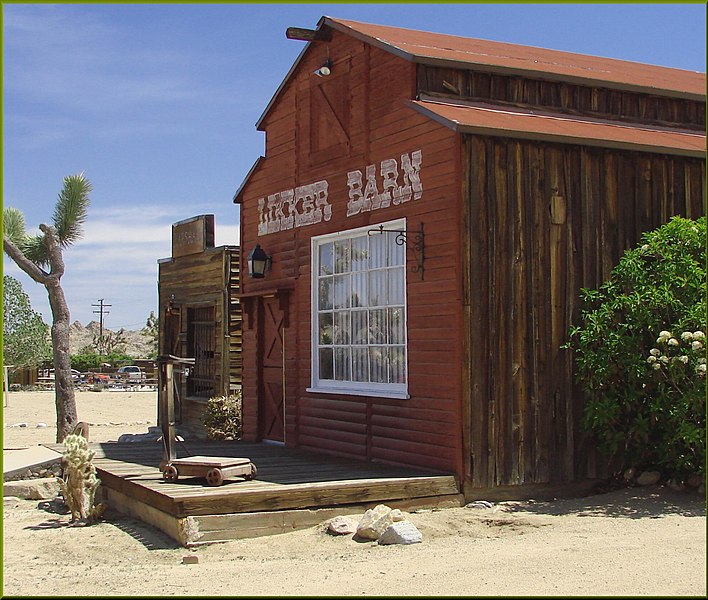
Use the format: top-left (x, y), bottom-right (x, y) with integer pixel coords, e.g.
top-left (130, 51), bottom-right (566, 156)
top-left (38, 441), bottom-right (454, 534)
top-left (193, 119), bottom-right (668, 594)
top-left (3, 364), bottom-right (12, 408)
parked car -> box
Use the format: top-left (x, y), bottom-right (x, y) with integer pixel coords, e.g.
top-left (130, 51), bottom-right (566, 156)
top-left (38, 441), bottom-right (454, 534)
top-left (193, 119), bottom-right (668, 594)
top-left (48, 368), bottom-right (82, 381)
top-left (116, 365), bottom-right (143, 382)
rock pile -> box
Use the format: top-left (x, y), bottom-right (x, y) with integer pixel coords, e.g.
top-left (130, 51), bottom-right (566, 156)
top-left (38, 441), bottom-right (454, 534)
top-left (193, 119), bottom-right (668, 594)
top-left (326, 504), bottom-right (423, 546)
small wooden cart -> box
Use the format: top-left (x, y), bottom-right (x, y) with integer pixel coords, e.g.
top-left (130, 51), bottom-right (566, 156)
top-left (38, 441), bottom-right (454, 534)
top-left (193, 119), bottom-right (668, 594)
top-left (161, 456), bottom-right (257, 486)
top-left (157, 354), bottom-right (257, 487)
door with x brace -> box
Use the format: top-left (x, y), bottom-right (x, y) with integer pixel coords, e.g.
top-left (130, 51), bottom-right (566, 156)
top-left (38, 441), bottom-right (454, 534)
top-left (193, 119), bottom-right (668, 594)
top-left (258, 296), bottom-right (285, 442)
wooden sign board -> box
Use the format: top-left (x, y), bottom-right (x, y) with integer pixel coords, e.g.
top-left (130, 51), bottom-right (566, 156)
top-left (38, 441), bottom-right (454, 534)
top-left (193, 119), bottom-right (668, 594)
top-left (172, 214), bottom-right (215, 258)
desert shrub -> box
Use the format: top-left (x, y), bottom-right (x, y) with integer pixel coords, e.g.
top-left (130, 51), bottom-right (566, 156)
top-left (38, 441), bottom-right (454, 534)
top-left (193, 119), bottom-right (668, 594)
top-left (202, 392), bottom-right (242, 440)
top-left (567, 216), bottom-right (706, 478)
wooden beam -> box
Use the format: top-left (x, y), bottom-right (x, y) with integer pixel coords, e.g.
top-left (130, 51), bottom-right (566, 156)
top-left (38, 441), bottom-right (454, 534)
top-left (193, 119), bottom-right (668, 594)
top-left (285, 27), bottom-right (331, 42)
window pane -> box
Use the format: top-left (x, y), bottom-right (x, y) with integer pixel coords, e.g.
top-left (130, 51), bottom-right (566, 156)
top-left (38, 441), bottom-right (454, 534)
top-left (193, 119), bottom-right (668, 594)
top-left (334, 347), bottom-right (351, 381)
top-left (351, 272), bottom-right (367, 308)
top-left (319, 242), bottom-right (334, 276)
top-left (368, 270), bottom-right (386, 306)
top-left (369, 233), bottom-right (386, 269)
top-left (319, 313), bottom-right (333, 345)
top-left (351, 310), bottom-right (368, 345)
top-left (334, 239), bottom-right (351, 273)
top-left (351, 236), bottom-right (368, 271)
top-left (333, 274), bottom-right (350, 309)
top-left (333, 311), bottom-right (351, 344)
top-left (389, 236), bottom-right (405, 266)
top-left (388, 307), bottom-right (404, 344)
top-left (388, 267), bottom-right (405, 305)
top-left (390, 346), bottom-right (406, 383)
top-left (319, 277), bottom-right (333, 310)
top-left (368, 309), bottom-right (387, 344)
top-left (369, 346), bottom-right (388, 383)
top-left (319, 348), bottom-right (334, 380)
top-left (352, 348), bottom-right (369, 382)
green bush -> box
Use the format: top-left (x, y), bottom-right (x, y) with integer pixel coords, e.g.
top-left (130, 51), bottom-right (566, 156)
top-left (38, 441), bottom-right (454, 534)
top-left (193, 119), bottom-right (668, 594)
top-left (567, 216), bottom-right (706, 479)
top-left (70, 351), bottom-right (133, 372)
top-left (202, 392), bottom-right (242, 440)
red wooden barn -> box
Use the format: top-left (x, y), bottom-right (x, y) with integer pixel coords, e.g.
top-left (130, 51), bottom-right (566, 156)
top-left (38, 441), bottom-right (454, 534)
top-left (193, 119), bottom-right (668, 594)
top-left (233, 17), bottom-right (706, 497)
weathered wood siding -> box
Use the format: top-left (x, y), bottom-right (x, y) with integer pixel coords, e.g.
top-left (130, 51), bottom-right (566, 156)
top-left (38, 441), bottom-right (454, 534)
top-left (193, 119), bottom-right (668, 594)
top-left (158, 246), bottom-right (242, 437)
top-left (418, 65), bottom-right (706, 130)
top-left (462, 136), bottom-right (706, 489)
top-left (239, 33), bottom-right (464, 474)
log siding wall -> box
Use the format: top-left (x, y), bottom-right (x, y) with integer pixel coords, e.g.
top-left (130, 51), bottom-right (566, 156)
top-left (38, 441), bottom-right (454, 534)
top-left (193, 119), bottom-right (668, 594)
top-left (239, 33), bottom-right (464, 474)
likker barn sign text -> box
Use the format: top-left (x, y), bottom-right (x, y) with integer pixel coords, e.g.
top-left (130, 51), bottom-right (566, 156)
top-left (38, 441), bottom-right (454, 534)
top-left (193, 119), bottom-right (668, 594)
top-left (257, 150), bottom-right (423, 236)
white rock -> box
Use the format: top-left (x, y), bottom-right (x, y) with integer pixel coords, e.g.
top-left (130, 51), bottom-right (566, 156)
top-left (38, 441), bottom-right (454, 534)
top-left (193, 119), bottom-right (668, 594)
top-left (326, 516), bottom-right (358, 535)
top-left (35, 422), bottom-right (48, 428)
top-left (466, 500), bottom-right (493, 509)
top-left (378, 521), bottom-right (423, 545)
top-left (356, 504), bottom-right (405, 540)
top-left (636, 471), bottom-right (661, 486)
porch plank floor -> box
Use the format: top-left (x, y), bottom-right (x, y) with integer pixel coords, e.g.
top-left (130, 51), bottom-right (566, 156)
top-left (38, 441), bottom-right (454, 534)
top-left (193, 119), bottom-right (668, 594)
top-left (45, 441), bottom-right (461, 531)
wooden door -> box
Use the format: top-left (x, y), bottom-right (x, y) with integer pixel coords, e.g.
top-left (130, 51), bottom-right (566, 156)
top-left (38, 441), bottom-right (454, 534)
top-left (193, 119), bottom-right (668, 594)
top-left (258, 296), bottom-right (285, 442)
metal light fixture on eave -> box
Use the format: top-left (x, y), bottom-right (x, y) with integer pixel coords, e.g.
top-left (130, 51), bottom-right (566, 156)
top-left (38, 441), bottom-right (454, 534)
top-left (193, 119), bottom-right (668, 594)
top-left (313, 59), bottom-right (332, 77)
top-left (247, 244), bottom-right (271, 279)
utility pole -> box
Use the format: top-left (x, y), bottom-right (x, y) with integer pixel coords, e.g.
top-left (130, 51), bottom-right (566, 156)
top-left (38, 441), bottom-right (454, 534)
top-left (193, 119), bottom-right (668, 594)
top-left (92, 299), bottom-right (112, 338)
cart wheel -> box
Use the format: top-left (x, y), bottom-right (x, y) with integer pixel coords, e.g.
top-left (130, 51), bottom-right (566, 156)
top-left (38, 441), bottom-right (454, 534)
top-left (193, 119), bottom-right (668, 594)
top-left (163, 465), bottom-right (179, 482)
top-left (244, 463), bottom-right (258, 481)
top-left (206, 468), bottom-right (224, 486)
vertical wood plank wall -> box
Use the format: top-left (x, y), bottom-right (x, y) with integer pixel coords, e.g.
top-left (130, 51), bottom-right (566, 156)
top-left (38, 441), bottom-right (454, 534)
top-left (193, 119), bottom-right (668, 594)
top-left (158, 247), bottom-right (242, 437)
top-left (463, 136), bottom-right (706, 488)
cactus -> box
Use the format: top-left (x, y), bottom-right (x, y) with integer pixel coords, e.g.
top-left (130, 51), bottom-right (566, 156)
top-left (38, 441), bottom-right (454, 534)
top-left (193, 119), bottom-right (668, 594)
top-left (59, 433), bottom-right (107, 524)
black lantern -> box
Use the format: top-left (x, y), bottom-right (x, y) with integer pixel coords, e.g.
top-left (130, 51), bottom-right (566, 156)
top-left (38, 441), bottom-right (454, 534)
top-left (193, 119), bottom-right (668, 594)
top-left (247, 244), bottom-right (271, 278)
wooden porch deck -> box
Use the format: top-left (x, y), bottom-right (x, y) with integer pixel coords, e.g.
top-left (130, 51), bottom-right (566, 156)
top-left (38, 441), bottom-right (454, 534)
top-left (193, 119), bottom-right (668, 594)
top-left (48, 441), bottom-right (461, 545)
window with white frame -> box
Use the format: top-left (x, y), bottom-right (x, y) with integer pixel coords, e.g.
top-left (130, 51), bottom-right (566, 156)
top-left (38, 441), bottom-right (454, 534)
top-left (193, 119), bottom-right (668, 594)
top-left (309, 219), bottom-right (408, 398)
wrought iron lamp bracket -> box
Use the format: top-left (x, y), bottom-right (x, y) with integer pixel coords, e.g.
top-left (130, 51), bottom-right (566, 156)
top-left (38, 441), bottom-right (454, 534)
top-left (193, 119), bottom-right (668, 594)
top-left (368, 222), bottom-right (425, 280)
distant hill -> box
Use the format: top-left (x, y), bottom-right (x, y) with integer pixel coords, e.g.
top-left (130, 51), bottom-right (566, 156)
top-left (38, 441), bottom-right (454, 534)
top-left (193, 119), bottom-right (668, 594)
top-left (69, 321), bottom-right (155, 358)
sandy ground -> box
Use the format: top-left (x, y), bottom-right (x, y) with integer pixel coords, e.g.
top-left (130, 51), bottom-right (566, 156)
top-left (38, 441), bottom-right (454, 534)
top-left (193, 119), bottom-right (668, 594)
top-left (2, 390), bottom-right (707, 597)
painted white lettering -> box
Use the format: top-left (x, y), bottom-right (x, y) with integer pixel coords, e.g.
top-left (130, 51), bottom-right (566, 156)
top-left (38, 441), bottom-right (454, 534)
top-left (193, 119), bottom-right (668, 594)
top-left (346, 170), bottom-right (368, 217)
top-left (257, 179), bottom-right (331, 236)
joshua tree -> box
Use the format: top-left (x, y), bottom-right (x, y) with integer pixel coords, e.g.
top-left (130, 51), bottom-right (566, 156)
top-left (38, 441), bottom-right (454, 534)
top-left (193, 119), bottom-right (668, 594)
top-left (3, 173), bottom-right (92, 442)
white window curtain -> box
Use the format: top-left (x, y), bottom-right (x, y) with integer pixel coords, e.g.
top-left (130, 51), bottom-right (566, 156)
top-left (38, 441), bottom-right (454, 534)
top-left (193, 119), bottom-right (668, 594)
top-left (310, 219), bottom-right (409, 399)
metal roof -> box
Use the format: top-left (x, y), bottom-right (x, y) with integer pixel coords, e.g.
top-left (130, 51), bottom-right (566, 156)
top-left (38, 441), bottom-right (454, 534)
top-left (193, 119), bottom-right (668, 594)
top-left (255, 16), bottom-right (706, 131)
top-left (326, 17), bottom-right (706, 100)
top-left (409, 98), bottom-right (706, 157)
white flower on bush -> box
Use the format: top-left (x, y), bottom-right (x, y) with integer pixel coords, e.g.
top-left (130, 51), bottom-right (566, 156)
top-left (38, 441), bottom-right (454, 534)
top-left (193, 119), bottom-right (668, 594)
top-left (647, 355), bottom-right (657, 364)
top-left (697, 363), bottom-right (707, 376)
top-left (650, 348), bottom-right (661, 356)
top-left (668, 337), bottom-right (679, 346)
top-left (656, 331), bottom-right (672, 344)
top-left (659, 355), bottom-right (670, 364)
top-left (694, 331), bottom-right (706, 340)
top-left (653, 363), bottom-right (662, 370)
top-left (673, 355), bottom-right (689, 365)
top-left (681, 331), bottom-right (694, 341)
top-left (692, 340), bottom-right (704, 351)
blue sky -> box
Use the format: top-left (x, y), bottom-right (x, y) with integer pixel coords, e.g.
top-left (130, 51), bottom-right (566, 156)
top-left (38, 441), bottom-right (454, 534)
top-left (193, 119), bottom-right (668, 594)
top-left (3, 2), bottom-right (706, 330)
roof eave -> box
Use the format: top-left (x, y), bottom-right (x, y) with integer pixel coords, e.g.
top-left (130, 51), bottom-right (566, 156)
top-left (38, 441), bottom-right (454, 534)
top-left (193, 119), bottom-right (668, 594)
top-left (407, 100), bottom-right (706, 159)
top-left (233, 156), bottom-right (265, 204)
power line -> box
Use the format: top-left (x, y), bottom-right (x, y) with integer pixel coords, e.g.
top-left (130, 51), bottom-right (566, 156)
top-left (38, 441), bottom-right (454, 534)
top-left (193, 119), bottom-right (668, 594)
top-left (91, 299), bottom-right (112, 338)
